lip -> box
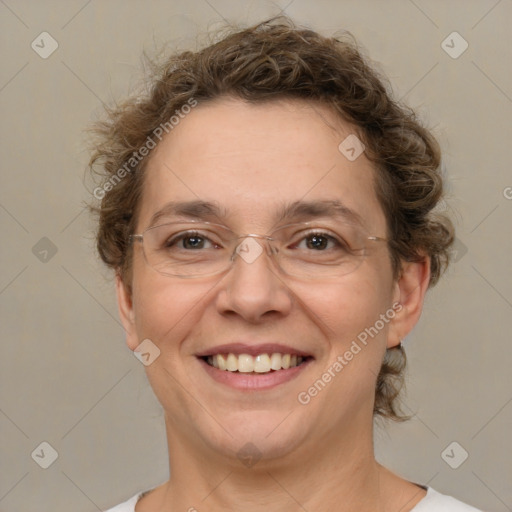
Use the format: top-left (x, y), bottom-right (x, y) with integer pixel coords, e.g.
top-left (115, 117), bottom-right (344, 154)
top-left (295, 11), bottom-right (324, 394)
top-left (198, 356), bottom-right (313, 391)
top-left (195, 342), bottom-right (313, 358)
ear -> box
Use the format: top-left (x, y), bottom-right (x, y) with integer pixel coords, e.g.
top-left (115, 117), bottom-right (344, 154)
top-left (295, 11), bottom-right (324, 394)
top-left (387, 257), bottom-right (431, 349)
top-left (116, 274), bottom-right (139, 351)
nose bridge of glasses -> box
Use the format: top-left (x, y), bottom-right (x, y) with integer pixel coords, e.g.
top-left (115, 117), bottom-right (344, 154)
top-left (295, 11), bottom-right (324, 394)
top-left (232, 233), bottom-right (277, 266)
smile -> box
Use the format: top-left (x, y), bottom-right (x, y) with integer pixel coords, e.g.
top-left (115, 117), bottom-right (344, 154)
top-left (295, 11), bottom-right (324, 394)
top-left (205, 353), bottom-right (306, 373)
top-left (196, 343), bottom-right (314, 390)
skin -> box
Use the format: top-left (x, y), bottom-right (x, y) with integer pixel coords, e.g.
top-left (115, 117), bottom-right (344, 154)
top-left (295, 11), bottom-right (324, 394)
top-left (116, 97), bottom-right (431, 511)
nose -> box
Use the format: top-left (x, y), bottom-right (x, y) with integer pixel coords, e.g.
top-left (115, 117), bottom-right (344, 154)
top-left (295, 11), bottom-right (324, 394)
top-left (214, 236), bottom-right (293, 323)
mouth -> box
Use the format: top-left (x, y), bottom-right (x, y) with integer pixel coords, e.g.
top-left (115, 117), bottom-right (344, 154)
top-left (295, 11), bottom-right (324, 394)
top-left (201, 352), bottom-right (312, 374)
top-left (196, 343), bottom-right (314, 391)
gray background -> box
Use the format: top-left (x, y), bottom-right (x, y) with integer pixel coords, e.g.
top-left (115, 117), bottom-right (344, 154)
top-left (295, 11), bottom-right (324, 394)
top-left (1, 1), bottom-right (511, 511)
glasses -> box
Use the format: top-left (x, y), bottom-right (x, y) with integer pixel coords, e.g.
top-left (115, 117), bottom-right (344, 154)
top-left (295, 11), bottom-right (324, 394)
top-left (129, 220), bottom-right (388, 279)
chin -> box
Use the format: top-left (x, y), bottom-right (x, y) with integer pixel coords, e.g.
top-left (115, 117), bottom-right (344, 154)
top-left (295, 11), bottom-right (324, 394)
top-left (200, 408), bottom-right (309, 465)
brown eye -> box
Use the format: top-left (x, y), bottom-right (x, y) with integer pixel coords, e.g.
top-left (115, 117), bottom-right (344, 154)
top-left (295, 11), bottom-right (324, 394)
top-left (181, 235), bottom-right (206, 249)
top-left (294, 231), bottom-right (343, 251)
top-left (165, 231), bottom-right (214, 250)
top-left (305, 234), bottom-right (330, 250)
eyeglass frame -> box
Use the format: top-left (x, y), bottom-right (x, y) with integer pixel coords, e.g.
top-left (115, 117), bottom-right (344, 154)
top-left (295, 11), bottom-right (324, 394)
top-left (129, 219), bottom-right (389, 279)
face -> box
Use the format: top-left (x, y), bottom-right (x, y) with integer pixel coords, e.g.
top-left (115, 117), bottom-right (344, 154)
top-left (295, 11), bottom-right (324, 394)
top-left (117, 97), bottom-right (427, 466)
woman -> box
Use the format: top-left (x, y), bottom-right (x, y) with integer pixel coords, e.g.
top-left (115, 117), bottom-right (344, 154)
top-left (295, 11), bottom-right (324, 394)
top-left (90, 17), bottom-right (482, 512)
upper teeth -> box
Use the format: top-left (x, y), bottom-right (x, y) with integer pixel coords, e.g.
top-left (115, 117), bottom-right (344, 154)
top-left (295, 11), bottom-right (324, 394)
top-left (207, 353), bottom-right (304, 373)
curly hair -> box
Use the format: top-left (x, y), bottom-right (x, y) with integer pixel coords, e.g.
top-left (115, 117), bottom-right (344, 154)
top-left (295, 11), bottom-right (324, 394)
top-left (88, 16), bottom-right (454, 422)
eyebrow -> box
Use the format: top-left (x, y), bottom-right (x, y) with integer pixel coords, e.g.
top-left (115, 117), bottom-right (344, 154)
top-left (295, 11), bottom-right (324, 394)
top-left (148, 200), bottom-right (229, 227)
top-left (147, 199), bottom-right (363, 229)
top-left (277, 199), bottom-right (363, 226)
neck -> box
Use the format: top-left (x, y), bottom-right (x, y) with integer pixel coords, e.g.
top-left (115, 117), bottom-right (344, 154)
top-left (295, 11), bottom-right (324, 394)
top-left (143, 413), bottom-right (406, 512)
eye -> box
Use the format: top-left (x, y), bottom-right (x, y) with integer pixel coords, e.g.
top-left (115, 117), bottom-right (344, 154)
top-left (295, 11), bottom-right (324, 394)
top-left (293, 231), bottom-right (347, 251)
top-left (165, 231), bottom-right (217, 250)
top-left (303, 233), bottom-right (331, 250)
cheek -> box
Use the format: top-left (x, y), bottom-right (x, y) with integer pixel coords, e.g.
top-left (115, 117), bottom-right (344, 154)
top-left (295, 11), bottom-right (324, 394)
top-left (129, 275), bottom-right (206, 401)
top-left (295, 270), bottom-right (394, 343)
top-left (297, 275), bottom-right (394, 415)
top-left (130, 267), bottom-right (217, 350)
top-left (133, 267), bottom-right (222, 356)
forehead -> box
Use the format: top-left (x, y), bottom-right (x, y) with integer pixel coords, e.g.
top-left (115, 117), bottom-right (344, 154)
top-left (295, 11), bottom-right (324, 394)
top-left (138, 97), bottom-right (386, 233)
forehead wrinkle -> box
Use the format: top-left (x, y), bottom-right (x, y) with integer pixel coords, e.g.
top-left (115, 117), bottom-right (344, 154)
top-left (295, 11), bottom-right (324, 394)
top-left (147, 198), bottom-right (365, 232)
top-left (274, 199), bottom-right (364, 227)
top-left (148, 200), bottom-right (229, 227)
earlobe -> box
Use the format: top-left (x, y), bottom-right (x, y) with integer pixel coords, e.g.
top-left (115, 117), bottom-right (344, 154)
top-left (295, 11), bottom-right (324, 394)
top-left (116, 274), bottom-right (139, 350)
top-left (387, 257), bottom-right (431, 349)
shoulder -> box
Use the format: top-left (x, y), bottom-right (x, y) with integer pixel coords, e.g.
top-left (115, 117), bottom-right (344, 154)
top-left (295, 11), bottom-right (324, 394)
top-left (412, 487), bottom-right (483, 511)
top-left (103, 492), bottom-right (143, 512)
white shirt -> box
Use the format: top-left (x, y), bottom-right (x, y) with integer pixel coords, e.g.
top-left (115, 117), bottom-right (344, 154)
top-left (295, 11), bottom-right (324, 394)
top-left (103, 486), bottom-right (482, 511)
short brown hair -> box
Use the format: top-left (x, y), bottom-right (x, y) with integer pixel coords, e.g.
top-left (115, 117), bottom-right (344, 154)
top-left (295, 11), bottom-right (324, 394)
top-left (88, 16), bottom-right (454, 422)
